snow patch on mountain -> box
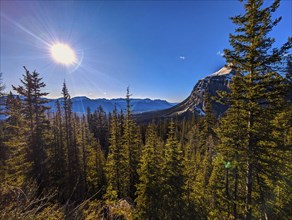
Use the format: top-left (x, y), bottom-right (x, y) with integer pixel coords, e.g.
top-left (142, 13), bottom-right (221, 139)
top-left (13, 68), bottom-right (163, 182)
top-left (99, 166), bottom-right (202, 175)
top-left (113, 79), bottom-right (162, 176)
top-left (210, 66), bottom-right (233, 77)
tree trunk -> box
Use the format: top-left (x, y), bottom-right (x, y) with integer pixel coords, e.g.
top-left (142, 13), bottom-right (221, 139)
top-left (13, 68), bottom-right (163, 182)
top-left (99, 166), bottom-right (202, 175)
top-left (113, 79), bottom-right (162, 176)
top-left (234, 165), bottom-right (238, 219)
top-left (245, 102), bottom-right (254, 219)
top-left (245, 161), bottom-right (253, 220)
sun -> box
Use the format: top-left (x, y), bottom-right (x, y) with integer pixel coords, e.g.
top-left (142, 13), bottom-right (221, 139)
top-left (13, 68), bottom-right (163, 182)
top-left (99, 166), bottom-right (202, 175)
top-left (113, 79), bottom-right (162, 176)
top-left (50, 43), bottom-right (77, 65)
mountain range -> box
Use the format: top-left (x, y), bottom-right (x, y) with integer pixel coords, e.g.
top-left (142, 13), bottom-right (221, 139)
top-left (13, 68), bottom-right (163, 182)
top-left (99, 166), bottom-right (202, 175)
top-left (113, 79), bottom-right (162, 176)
top-left (44, 97), bottom-right (177, 115)
top-left (3, 66), bottom-right (233, 119)
top-left (45, 66), bottom-right (233, 118)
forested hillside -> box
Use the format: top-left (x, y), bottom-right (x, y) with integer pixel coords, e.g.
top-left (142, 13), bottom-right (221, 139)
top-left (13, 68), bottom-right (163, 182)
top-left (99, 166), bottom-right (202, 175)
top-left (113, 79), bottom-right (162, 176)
top-left (0, 0), bottom-right (291, 219)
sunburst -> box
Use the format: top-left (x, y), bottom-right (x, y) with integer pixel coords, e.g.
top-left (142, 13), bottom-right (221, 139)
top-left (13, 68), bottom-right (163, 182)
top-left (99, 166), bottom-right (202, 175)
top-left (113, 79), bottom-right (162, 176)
top-left (50, 43), bottom-right (77, 65)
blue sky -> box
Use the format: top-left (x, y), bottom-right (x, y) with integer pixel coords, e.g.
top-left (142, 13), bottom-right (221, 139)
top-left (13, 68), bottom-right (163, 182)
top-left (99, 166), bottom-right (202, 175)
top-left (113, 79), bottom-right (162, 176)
top-left (1, 0), bottom-right (291, 102)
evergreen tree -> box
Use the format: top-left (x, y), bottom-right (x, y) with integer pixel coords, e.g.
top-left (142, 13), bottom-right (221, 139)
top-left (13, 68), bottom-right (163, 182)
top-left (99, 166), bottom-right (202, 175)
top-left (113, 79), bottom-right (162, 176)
top-left (80, 115), bottom-right (88, 194)
top-left (0, 73), bottom-right (5, 116)
top-left (212, 73), bottom-right (251, 218)
top-left (12, 67), bottom-right (49, 187)
top-left (160, 120), bottom-right (186, 219)
top-left (269, 102), bottom-right (292, 219)
top-left (183, 121), bottom-right (203, 217)
top-left (179, 117), bottom-right (187, 146)
top-left (51, 99), bottom-right (66, 194)
top-left (196, 93), bottom-right (217, 200)
top-left (222, 0), bottom-right (291, 218)
top-left (123, 87), bottom-right (140, 199)
top-left (87, 106), bottom-right (109, 155)
top-left (81, 115), bottom-right (106, 197)
top-left (202, 93), bottom-right (216, 140)
top-left (3, 93), bottom-right (31, 187)
top-left (105, 106), bottom-right (128, 200)
top-left (61, 82), bottom-right (82, 200)
top-left (284, 54), bottom-right (292, 92)
top-left (96, 106), bottom-right (109, 154)
top-left (0, 73), bottom-right (4, 96)
top-left (135, 122), bottom-right (163, 219)
top-left (207, 153), bottom-right (229, 218)
top-left (183, 143), bottom-right (199, 219)
top-left (0, 73), bottom-right (5, 181)
top-left (201, 93), bottom-right (217, 157)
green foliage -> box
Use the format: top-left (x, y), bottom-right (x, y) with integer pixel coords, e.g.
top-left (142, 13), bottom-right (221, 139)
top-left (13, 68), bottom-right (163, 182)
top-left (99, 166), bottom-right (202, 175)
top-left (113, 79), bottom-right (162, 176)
top-left (0, 73), bottom-right (6, 182)
top-left (1, 5), bottom-right (291, 215)
top-left (135, 123), bottom-right (163, 219)
top-left (221, 0), bottom-right (291, 218)
top-left (3, 94), bottom-right (31, 187)
top-left (160, 120), bottom-right (186, 219)
top-left (0, 75), bottom-right (290, 219)
top-left (50, 99), bottom-right (66, 196)
top-left (84, 123), bottom-right (106, 196)
top-left (124, 87), bottom-right (141, 199)
top-left (183, 143), bottom-right (199, 219)
top-left (105, 106), bottom-right (129, 200)
top-left (12, 67), bottom-right (49, 187)
top-left (87, 105), bottom-right (109, 155)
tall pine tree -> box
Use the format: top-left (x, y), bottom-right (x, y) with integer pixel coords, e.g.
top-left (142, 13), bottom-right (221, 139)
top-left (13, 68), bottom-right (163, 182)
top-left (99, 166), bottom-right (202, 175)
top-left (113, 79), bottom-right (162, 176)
top-left (123, 87), bottom-right (140, 199)
top-left (3, 93), bottom-right (31, 187)
top-left (0, 73), bottom-right (5, 181)
top-left (135, 122), bottom-right (163, 219)
top-left (222, 0), bottom-right (291, 218)
top-left (13, 67), bottom-right (49, 188)
top-left (160, 120), bottom-right (186, 219)
top-left (105, 106), bottom-right (128, 200)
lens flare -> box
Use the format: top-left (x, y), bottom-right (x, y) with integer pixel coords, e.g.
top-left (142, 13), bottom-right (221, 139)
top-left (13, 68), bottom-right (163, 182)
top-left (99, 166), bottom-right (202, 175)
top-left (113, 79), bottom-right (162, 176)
top-left (50, 43), bottom-right (76, 65)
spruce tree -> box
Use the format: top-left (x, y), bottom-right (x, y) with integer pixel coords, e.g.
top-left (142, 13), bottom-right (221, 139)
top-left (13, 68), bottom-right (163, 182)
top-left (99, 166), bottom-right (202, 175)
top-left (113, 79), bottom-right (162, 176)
top-left (13, 67), bottom-right (49, 187)
top-left (61, 82), bottom-right (81, 199)
top-left (3, 93), bottom-right (31, 187)
top-left (0, 73), bottom-right (5, 181)
top-left (81, 115), bottom-right (88, 194)
top-left (87, 106), bottom-right (109, 155)
top-left (201, 93), bottom-right (217, 186)
top-left (183, 143), bottom-right (199, 219)
top-left (160, 120), bottom-right (186, 219)
top-left (202, 93), bottom-right (216, 139)
top-left (123, 87), bottom-right (140, 199)
top-left (105, 106), bottom-right (128, 200)
top-left (51, 99), bottom-right (66, 194)
top-left (214, 74), bottom-right (250, 218)
top-left (222, 0), bottom-right (291, 218)
top-left (269, 101), bottom-right (292, 219)
top-left (194, 93), bottom-right (217, 207)
top-left (135, 122), bottom-right (163, 219)
top-left (96, 106), bottom-right (109, 154)
top-left (81, 115), bottom-right (106, 197)
top-left (0, 73), bottom-right (5, 117)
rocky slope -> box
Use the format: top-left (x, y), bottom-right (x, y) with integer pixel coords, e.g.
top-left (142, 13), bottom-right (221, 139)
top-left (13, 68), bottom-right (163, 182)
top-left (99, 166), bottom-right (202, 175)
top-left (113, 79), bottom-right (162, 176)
top-left (135, 66), bottom-right (234, 122)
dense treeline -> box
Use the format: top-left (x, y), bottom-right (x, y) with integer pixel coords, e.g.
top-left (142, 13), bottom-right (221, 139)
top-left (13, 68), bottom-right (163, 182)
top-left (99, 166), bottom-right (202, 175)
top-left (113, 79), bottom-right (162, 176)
top-left (0, 0), bottom-right (291, 219)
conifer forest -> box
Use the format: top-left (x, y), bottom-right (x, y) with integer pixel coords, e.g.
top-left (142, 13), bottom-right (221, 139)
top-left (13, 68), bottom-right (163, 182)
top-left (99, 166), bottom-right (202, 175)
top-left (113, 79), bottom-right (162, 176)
top-left (0, 0), bottom-right (291, 219)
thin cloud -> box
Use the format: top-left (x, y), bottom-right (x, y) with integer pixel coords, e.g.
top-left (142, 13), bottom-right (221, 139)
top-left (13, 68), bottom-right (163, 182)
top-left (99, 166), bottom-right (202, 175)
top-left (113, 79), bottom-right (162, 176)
top-left (179, 56), bottom-right (186, 60)
top-left (217, 51), bottom-right (224, 57)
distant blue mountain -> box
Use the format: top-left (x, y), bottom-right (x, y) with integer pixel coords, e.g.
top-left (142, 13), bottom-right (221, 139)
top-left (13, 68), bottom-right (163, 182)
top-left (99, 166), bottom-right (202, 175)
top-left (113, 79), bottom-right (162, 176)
top-left (45, 96), bottom-right (176, 115)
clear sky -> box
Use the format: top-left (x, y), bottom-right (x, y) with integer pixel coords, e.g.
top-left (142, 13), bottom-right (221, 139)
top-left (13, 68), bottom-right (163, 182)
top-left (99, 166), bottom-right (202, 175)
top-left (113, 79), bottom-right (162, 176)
top-left (1, 0), bottom-right (291, 102)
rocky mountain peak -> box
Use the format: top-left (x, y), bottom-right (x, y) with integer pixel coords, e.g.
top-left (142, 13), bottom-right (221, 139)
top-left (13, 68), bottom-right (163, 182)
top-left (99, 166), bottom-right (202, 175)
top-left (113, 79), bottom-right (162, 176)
top-left (135, 66), bottom-right (234, 122)
top-left (190, 66), bottom-right (234, 116)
